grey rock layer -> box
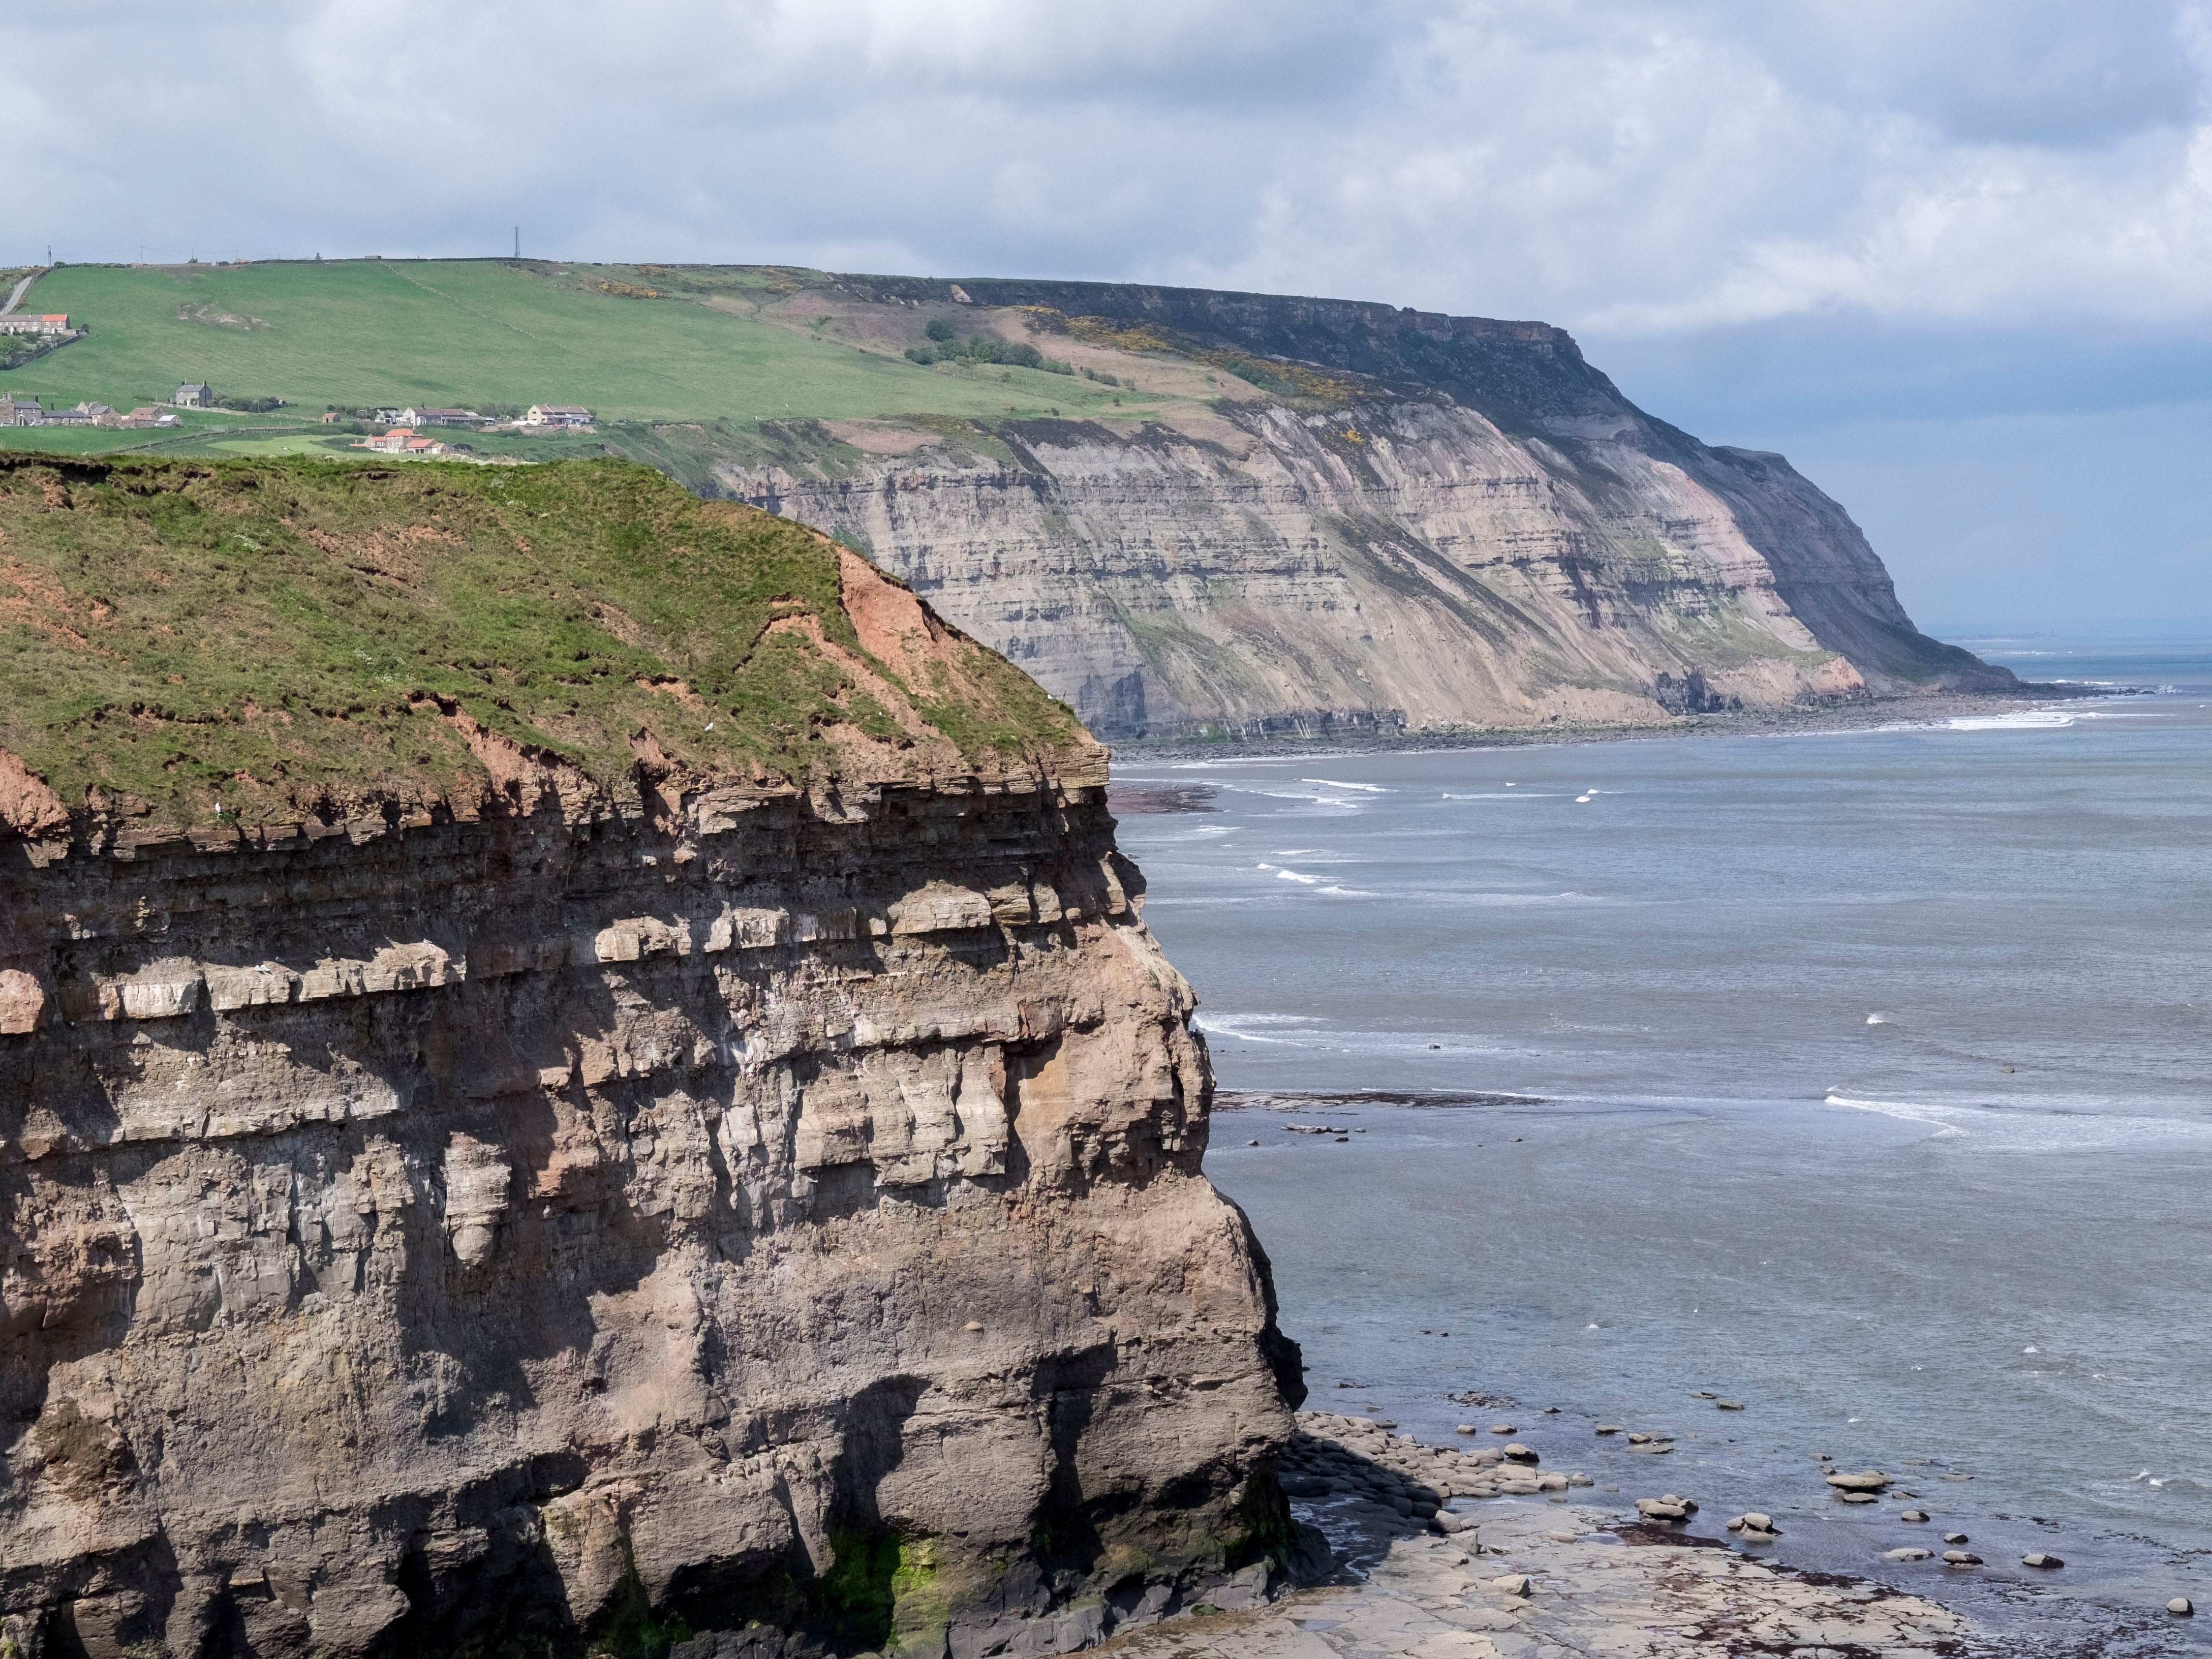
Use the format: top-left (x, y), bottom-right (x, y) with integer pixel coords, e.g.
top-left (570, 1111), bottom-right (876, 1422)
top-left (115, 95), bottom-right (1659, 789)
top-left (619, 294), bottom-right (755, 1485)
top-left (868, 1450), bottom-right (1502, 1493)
top-left (0, 767), bottom-right (1302, 1657)
top-left (727, 287), bottom-right (2007, 739)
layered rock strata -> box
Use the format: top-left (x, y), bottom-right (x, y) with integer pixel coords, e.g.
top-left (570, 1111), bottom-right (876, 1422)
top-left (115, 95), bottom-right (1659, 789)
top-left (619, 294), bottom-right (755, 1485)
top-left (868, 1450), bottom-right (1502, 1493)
top-left (729, 281), bottom-right (2010, 739)
top-left (0, 770), bottom-right (1305, 1658)
top-left (0, 457), bottom-right (1307, 1659)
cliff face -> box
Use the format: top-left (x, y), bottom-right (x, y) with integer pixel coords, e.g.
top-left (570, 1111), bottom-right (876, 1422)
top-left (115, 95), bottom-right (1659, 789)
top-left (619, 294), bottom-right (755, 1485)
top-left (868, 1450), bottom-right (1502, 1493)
top-left (0, 457), bottom-right (1306, 1659)
top-left (724, 280), bottom-right (2008, 740)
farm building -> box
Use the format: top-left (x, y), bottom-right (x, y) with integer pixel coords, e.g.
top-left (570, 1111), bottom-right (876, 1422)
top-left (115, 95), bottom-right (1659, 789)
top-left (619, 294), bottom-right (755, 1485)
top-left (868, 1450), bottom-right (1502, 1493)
top-left (174, 382), bottom-right (212, 408)
top-left (0, 314), bottom-right (70, 336)
top-left (525, 404), bottom-right (593, 427)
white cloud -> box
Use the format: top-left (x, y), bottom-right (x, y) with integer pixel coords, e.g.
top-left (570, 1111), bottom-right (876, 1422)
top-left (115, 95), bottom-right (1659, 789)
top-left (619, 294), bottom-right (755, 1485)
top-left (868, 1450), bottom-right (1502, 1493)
top-left (5, 1), bottom-right (2211, 336)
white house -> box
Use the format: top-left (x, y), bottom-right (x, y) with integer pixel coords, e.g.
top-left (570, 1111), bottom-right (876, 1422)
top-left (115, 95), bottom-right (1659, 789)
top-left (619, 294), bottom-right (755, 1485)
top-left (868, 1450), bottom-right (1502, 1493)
top-left (174, 382), bottom-right (211, 408)
top-left (525, 404), bottom-right (594, 427)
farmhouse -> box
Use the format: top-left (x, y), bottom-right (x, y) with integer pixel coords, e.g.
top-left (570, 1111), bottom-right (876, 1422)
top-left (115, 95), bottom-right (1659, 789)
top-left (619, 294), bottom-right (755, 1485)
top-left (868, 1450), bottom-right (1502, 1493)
top-left (0, 314), bottom-right (70, 337)
top-left (355, 427), bottom-right (450, 456)
top-left (117, 407), bottom-right (174, 429)
top-left (525, 404), bottom-right (593, 427)
top-left (174, 382), bottom-right (211, 408)
top-left (398, 406), bottom-right (477, 426)
top-left (1, 394), bottom-right (44, 425)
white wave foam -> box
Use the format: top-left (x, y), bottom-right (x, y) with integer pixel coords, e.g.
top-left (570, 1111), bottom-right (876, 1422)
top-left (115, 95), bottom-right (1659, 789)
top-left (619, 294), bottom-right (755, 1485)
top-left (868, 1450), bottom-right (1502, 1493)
top-left (1194, 1008), bottom-right (1327, 1044)
top-left (1195, 1016), bottom-right (1312, 1045)
top-left (1450, 890), bottom-right (1603, 906)
top-left (1441, 792), bottom-right (1556, 799)
top-left (1317, 884), bottom-right (1379, 897)
top-left (1302, 778), bottom-right (1391, 792)
top-left (1826, 1093), bottom-right (2212, 1151)
top-left (1275, 869), bottom-right (1319, 884)
top-left (1827, 1094), bottom-right (1970, 1138)
top-left (1945, 710), bottom-right (2077, 731)
top-left (1222, 785), bottom-right (1364, 807)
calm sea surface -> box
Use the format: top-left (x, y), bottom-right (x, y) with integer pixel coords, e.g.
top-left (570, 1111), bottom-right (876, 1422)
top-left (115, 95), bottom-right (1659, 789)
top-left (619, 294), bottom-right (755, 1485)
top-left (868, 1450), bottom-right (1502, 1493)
top-left (1117, 646), bottom-right (2212, 1652)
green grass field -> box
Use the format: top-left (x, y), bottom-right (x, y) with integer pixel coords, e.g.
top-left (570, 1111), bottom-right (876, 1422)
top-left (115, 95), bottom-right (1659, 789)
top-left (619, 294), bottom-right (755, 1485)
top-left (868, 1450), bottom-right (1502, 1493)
top-left (0, 260), bottom-right (1145, 431)
top-left (0, 452), bottom-right (1082, 826)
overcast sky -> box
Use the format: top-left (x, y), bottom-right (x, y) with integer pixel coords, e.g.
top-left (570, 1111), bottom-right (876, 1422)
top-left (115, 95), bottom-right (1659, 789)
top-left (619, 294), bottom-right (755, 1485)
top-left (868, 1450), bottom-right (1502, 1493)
top-left (8, 2), bottom-right (2210, 636)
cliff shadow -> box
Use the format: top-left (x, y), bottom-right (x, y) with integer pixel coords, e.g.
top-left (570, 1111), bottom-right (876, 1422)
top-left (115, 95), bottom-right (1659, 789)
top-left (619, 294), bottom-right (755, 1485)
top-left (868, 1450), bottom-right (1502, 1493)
top-left (1276, 1429), bottom-right (1468, 1581)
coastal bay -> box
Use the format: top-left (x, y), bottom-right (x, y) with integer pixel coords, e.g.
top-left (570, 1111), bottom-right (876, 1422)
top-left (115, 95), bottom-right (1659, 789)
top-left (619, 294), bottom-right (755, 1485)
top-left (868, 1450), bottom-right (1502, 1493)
top-left (1115, 644), bottom-right (2212, 1653)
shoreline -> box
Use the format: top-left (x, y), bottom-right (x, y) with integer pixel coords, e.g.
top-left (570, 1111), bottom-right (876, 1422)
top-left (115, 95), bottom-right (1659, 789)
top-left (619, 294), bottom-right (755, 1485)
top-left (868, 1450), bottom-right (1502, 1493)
top-left (1103, 1412), bottom-right (2194, 1659)
top-left (1107, 685), bottom-right (2123, 769)
top-left (1201, 1094), bottom-right (2209, 1652)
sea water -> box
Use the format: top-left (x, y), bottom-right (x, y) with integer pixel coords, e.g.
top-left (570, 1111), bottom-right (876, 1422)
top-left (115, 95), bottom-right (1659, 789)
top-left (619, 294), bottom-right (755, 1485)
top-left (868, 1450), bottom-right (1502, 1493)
top-left (1116, 646), bottom-right (2212, 1651)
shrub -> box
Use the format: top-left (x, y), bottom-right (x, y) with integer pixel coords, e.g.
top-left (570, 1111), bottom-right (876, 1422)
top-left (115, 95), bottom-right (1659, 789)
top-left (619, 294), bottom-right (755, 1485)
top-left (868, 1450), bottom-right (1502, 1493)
top-left (925, 319), bottom-right (956, 343)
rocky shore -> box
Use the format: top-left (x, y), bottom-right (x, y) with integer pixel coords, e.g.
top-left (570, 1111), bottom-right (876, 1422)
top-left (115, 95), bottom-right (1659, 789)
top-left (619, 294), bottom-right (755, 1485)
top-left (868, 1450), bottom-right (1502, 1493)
top-left (1110, 686), bottom-right (2116, 770)
top-left (1099, 1412), bottom-right (2198, 1659)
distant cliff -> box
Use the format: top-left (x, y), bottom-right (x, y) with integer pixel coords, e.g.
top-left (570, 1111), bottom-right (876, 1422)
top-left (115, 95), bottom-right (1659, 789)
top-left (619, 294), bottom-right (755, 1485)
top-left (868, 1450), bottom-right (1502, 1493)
top-left (724, 279), bottom-right (2010, 740)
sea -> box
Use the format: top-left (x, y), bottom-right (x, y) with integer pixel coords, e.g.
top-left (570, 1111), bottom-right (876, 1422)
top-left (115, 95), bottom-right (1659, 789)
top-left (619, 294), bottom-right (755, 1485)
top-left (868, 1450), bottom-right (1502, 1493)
top-left (1114, 643), bottom-right (2212, 1655)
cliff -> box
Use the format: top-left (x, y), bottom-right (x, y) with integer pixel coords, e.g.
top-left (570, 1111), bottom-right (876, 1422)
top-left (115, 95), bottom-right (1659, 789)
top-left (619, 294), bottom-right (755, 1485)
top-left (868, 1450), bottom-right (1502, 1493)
top-left (0, 456), bottom-right (1308, 1658)
top-left (722, 278), bottom-right (2011, 739)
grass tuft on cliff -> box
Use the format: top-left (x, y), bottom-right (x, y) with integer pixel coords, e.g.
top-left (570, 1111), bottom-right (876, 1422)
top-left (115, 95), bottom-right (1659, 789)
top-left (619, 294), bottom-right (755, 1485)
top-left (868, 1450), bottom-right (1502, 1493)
top-left (0, 452), bottom-right (1085, 829)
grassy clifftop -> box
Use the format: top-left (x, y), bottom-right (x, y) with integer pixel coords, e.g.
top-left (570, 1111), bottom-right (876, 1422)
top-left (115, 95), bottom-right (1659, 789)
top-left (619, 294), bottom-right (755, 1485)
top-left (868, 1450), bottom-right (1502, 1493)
top-left (0, 453), bottom-right (1087, 835)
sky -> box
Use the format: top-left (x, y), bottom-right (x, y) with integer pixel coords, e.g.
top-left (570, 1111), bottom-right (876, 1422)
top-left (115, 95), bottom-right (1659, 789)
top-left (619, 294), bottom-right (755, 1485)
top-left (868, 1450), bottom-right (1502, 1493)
top-left (6, 2), bottom-right (2210, 636)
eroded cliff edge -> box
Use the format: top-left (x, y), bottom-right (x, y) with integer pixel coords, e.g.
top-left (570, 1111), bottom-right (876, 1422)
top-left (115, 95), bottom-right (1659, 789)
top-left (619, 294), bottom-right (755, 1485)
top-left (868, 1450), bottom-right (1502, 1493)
top-left (719, 276), bottom-right (2013, 739)
top-left (0, 455), bottom-right (1307, 1659)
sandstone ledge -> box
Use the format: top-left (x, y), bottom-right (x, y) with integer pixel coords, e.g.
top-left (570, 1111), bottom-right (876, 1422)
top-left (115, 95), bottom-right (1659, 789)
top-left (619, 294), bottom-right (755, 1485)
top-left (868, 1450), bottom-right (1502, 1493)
top-left (0, 774), bottom-right (1305, 1658)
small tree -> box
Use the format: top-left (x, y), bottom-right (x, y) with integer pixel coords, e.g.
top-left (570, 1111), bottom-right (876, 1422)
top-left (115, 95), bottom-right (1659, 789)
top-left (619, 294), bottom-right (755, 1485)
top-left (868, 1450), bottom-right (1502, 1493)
top-left (925, 319), bottom-right (956, 343)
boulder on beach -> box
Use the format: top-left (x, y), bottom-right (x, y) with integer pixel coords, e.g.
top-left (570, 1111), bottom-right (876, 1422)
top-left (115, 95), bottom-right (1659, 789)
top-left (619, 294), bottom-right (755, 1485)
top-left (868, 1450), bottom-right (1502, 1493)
top-left (1490, 1424), bottom-right (1516, 1434)
top-left (1883, 1548), bottom-right (1934, 1562)
top-left (1942, 1532), bottom-right (1969, 1545)
top-left (1826, 1469), bottom-right (1890, 1492)
top-left (1900, 1510), bottom-right (1929, 1522)
top-left (2170, 1597), bottom-right (2195, 1616)
top-left (1839, 1491), bottom-right (1879, 1504)
top-left (2021, 1553), bottom-right (2064, 1569)
top-left (1489, 1575), bottom-right (1532, 1597)
top-left (1715, 1399), bottom-right (1744, 1410)
top-left (1594, 1424), bottom-right (1622, 1435)
top-left (1943, 1550), bottom-right (1982, 1566)
top-left (1502, 1443), bottom-right (1539, 1462)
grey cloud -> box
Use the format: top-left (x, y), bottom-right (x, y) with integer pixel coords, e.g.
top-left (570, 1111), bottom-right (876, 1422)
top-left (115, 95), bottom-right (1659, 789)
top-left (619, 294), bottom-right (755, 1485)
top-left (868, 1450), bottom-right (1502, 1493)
top-left (11, 2), bottom-right (2212, 334)
top-left (6, 2), bottom-right (2211, 629)
top-left (1729, 1), bottom-right (2202, 146)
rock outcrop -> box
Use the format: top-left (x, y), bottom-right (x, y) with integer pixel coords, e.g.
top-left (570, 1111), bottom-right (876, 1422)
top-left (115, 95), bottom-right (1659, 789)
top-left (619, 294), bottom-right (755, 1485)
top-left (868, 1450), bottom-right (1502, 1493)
top-left (725, 279), bottom-right (2010, 739)
top-left (0, 457), bottom-right (1306, 1658)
